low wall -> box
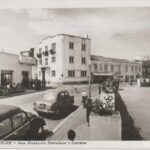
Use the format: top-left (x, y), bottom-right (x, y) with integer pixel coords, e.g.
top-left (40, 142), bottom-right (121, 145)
top-left (89, 112), bottom-right (121, 140)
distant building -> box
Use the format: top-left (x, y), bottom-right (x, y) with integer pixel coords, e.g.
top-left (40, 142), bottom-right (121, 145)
top-left (0, 51), bottom-right (37, 87)
top-left (91, 55), bottom-right (142, 82)
top-left (134, 55), bottom-right (150, 78)
top-left (36, 34), bottom-right (91, 86)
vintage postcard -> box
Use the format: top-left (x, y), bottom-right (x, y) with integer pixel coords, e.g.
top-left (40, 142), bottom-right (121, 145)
top-left (0, 0), bottom-right (150, 149)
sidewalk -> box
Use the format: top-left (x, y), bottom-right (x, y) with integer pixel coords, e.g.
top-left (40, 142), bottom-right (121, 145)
top-left (0, 89), bottom-right (39, 99)
top-left (49, 106), bottom-right (121, 141)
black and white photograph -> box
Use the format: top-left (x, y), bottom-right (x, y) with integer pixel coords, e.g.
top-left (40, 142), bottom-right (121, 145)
top-left (0, 0), bottom-right (150, 148)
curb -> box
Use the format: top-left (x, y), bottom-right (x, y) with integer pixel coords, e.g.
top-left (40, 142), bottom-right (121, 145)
top-left (52, 105), bottom-right (83, 134)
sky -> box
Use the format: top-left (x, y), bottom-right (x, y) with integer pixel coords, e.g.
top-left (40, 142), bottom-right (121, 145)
top-left (0, 8), bottom-right (150, 59)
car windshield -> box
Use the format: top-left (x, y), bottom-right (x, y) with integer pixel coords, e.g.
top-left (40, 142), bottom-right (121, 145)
top-left (42, 93), bottom-right (56, 101)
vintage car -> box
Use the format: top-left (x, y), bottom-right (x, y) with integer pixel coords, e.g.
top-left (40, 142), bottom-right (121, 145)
top-left (0, 104), bottom-right (46, 140)
top-left (33, 89), bottom-right (74, 114)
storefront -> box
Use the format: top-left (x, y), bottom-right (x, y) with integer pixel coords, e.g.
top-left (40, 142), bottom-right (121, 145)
top-left (0, 52), bottom-right (36, 87)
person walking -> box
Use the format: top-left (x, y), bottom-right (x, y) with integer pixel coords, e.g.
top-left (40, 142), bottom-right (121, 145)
top-left (86, 98), bottom-right (92, 127)
top-left (81, 88), bottom-right (87, 108)
top-left (98, 83), bottom-right (102, 95)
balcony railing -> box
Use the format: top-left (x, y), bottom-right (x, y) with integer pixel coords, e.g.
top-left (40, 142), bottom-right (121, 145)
top-left (37, 53), bottom-right (42, 58)
top-left (19, 55), bottom-right (37, 65)
top-left (50, 49), bottom-right (56, 55)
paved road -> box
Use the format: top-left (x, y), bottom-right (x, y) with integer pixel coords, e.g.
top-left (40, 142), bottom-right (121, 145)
top-left (119, 85), bottom-right (150, 140)
top-left (0, 84), bottom-right (99, 137)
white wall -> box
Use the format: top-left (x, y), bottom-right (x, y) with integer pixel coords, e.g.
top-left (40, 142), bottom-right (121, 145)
top-left (91, 59), bottom-right (142, 81)
top-left (62, 35), bottom-right (91, 83)
top-left (0, 52), bottom-right (32, 85)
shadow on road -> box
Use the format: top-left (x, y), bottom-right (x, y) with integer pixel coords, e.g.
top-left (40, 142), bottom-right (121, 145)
top-left (115, 91), bottom-right (143, 140)
top-left (38, 105), bottom-right (79, 120)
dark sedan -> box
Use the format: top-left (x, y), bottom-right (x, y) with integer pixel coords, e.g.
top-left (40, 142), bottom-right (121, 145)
top-left (0, 104), bottom-right (46, 140)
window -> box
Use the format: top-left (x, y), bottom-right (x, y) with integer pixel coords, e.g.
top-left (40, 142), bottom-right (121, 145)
top-left (111, 65), bottom-right (114, 72)
top-left (69, 56), bottom-right (74, 64)
top-left (52, 43), bottom-right (56, 50)
top-left (45, 58), bottom-right (48, 65)
top-left (104, 64), bottom-right (108, 72)
top-left (82, 44), bottom-right (86, 51)
top-left (12, 112), bottom-right (27, 129)
top-left (68, 70), bottom-right (75, 77)
top-left (1, 71), bottom-right (12, 86)
top-left (139, 66), bottom-right (141, 72)
top-left (45, 46), bottom-right (48, 51)
top-left (100, 64), bottom-right (103, 71)
top-left (135, 66), bottom-right (137, 72)
top-left (39, 48), bottom-right (42, 53)
top-left (125, 65), bottom-right (128, 72)
top-left (39, 71), bottom-right (41, 77)
top-left (94, 64), bottom-right (98, 71)
top-left (82, 57), bottom-right (86, 64)
top-left (39, 59), bottom-right (42, 65)
top-left (118, 65), bottom-right (121, 73)
top-left (69, 42), bottom-right (74, 49)
top-left (0, 119), bottom-right (12, 137)
top-left (81, 71), bottom-right (87, 77)
top-left (51, 70), bottom-right (56, 77)
top-left (51, 57), bottom-right (56, 63)
top-left (131, 66), bottom-right (134, 72)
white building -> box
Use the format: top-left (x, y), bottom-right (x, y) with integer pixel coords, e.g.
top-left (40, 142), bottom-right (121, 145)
top-left (91, 55), bottom-right (142, 82)
top-left (36, 34), bottom-right (143, 86)
top-left (36, 34), bottom-right (91, 86)
top-left (0, 51), bottom-right (37, 87)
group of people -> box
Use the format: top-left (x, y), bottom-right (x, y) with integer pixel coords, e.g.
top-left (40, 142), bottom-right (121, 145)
top-left (3, 82), bottom-right (25, 96)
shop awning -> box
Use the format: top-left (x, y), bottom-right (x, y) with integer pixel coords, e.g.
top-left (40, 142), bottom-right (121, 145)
top-left (92, 72), bottom-right (113, 76)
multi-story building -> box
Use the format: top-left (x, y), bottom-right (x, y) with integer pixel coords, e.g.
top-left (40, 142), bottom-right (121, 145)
top-left (36, 34), bottom-right (91, 86)
top-left (91, 55), bottom-right (142, 82)
top-left (0, 51), bottom-right (37, 87)
top-left (36, 34), bottom-right (143, 86)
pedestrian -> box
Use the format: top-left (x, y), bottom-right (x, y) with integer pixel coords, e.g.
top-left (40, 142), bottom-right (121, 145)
top-left (130, 78), bottom-right (133, 86)
top-left (73, 85), bottom-right (79, 93)
top-left (98, 83), bottom-right (102, 95)
top-left (81, 88), bottom-right (87, 108)
top-left (86, 98), bottom-right (92, 127)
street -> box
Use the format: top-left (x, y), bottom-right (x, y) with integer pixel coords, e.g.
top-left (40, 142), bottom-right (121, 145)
top-left (0, 84), bottom-right (99, 139)
top-left (2, 83), bottom-right (150, 140)
top-left (119, 85), bottom-right (150, 140)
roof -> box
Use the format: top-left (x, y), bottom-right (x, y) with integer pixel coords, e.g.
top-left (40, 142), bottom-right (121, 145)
top-left (40, 34), bottom-right (91, 43)
top-left (0, 104), bottom-right (21, 121)
top-left (91, 55), bottom-right (139, 64)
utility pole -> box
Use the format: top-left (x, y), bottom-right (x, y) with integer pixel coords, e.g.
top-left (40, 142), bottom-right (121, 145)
top-left (88, 60), bottom-right (92, 98)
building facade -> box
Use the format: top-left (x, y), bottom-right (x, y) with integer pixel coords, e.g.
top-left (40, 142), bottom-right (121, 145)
top-left (91, 55), bottom-right (142, 82)
top-left (36, 34), bottom-right (143, 85)
top-left (36, 34), bottom-right (91, 86)
top-left (0, 52), bottom-right (37, 87)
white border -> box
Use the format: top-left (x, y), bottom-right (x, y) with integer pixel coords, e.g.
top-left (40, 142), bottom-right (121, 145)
top-left (0, 0), bottom-right (150, 9)
top-left (0, 0), bottom-right (150, 149)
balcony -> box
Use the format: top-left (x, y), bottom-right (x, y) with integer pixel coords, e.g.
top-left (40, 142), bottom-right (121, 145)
top-left (50, 49), bottom-right (56, 55)
top-left (37, 53), bottom-right (42, 58)
top-left (43, 51), bottom-right (49, 56)
top-left (19, 55), bottom-right (37, 65)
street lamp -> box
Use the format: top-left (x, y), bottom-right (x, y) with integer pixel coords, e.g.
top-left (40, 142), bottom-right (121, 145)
top-left (88, 60), bottom-right (92, 98)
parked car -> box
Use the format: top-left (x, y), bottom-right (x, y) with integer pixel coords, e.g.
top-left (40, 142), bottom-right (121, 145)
top-left (0, 104), bottom-right (46, 140)
top-left (33, 89), bottom-right (74, 114)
